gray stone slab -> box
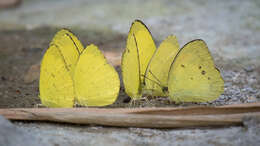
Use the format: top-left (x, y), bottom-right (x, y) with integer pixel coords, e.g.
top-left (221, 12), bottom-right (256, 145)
top-left (0, 116), bottom-right (44, 146)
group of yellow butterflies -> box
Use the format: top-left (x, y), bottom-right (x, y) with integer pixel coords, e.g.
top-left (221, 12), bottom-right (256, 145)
top-left (39, 20), bottom-right (224, 108)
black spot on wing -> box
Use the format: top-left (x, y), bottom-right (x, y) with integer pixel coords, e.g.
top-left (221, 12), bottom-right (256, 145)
top-left (201, 70), bottom-right (206, 75)
top-left (162, 87), bottom-right (168, 92)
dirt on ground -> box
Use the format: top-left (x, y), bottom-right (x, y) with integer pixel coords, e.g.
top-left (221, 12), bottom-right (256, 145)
top-left (0, 27), bottom-right (259, 108)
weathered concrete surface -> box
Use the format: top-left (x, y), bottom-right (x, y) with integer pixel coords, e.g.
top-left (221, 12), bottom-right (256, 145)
top-left (0, 116), bottom-right (44, 146)
top-left (16, 118), bottom-right (260, 146)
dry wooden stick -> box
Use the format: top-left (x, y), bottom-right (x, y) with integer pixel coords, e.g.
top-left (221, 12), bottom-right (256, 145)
top-left (0, 102), bottom-right (260, 128)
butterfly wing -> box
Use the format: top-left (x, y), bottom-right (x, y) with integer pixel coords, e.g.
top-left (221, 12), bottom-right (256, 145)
top-left (74, 44), bottom-right (120, 106)
top-left (121, 33), bottom-right (141, 98)
top-left (50, 29), bottom-right (84, 76)
top-left (121, 20), bottom-right (156, 99)
top-left (168, 40), bottom-right (224, 102)
top-left (39, 45), bottom-right (75, 107)
top-left (39, 29), bottom-right (84, 107)
top-left (143, 36), bottom-right (179, 96)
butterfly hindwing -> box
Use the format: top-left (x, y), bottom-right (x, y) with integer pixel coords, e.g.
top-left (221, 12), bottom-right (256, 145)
top-left (143, 35), bottom-right (179, 96)
top-left (168, 40), bottom-right (224, 102)
top-left (74, 44), bottom-right (120, 106)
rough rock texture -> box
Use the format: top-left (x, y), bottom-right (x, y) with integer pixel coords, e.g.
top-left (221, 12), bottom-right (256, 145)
top-left (16, 121), bottom-right (260, 146)
top-left (239, 116), bottom-right (260, 145)
top-left (0, 116), bottom-right (43, 146)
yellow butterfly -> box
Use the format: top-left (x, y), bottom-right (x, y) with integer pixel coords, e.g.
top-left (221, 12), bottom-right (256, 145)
top-left (168, 39), bottom-right (224, 102)
top-left (39, 29), bottom-right (120, 107)
top-left (121, 20), bottom-right (157, 99)
top-left (121, 20), bottom-right (224, 103)
top-left (143, 35), bottom-right (180, 97)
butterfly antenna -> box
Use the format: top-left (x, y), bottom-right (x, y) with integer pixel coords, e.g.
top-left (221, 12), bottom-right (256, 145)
top-left (148, 70), bottom-right (162, 85)
top-left (143, 71), bottom-right (168, 93)
top-left (141, 74), bottom-right (162, 87)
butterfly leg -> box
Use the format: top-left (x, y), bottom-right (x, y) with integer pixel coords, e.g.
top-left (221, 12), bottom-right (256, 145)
top-left (174, 96), bottom-right (183, 105)
top-left (129, 99), bottom-right (136, 108)
top-left (34, 103), bottom-right (45, 108)
top-left (74, 102), bottom-right (88, 108)
top-left (142, 96), bottom-right (155, 107)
